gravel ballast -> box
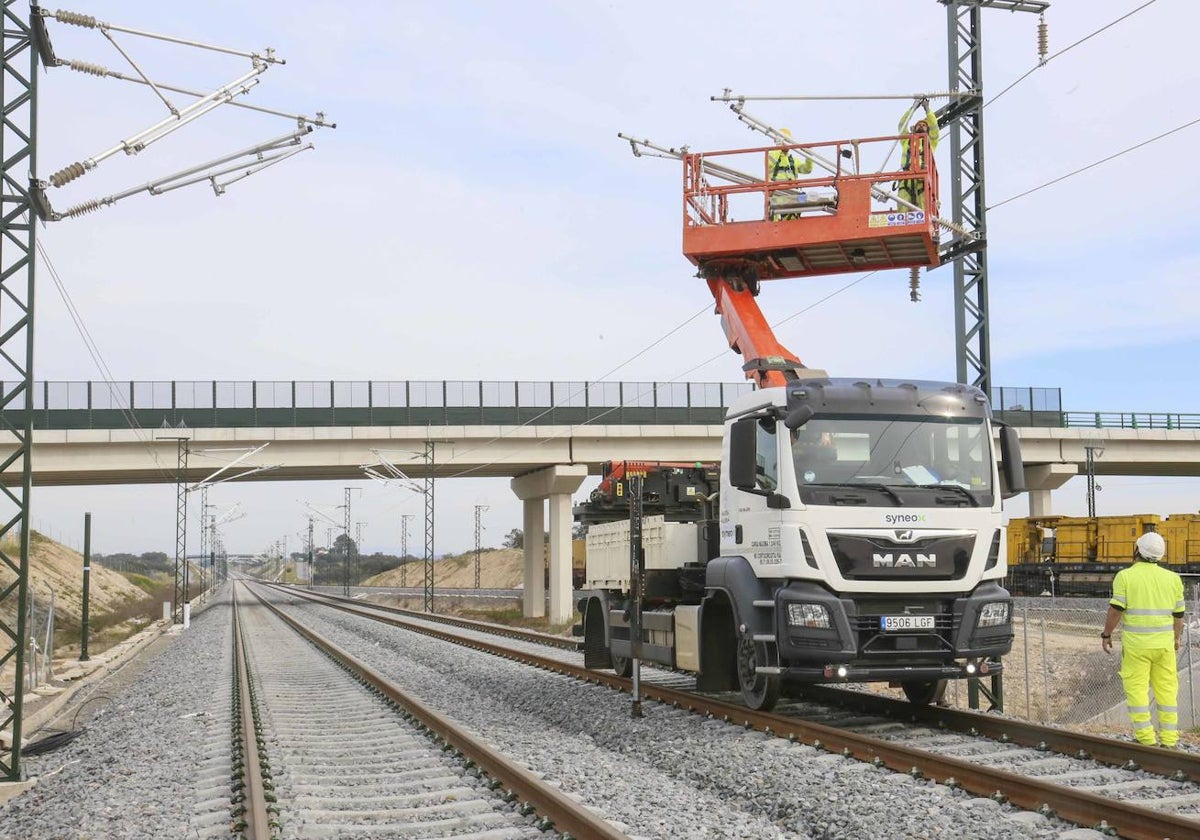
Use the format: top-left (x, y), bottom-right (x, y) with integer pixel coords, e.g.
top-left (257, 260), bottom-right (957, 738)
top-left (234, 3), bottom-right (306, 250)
top-left (0, 591), bottom-right (232, 839)
top-left (0, 585), bottom-right (1115, 839)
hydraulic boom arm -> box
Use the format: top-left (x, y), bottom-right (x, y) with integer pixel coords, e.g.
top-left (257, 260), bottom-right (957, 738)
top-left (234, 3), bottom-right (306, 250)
top-left (707, 276), bottom-right (821, 389)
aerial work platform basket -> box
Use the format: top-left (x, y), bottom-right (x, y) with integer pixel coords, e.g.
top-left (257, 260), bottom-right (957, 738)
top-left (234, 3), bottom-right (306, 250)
top-left (681, 133), bottom-right (940, 282)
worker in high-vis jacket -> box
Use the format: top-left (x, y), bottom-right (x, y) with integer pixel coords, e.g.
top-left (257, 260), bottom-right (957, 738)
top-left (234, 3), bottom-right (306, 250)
top-left (767, 128), bottom-right (813, 221)
top-left (896, 98), bottom-right (939, 212)
top-left (1101, 532), bottom-right (1186, 747)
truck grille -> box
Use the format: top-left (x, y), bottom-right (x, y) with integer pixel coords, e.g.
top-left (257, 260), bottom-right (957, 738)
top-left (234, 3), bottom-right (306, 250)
top-left (828, 532), bottom-right (974, 581)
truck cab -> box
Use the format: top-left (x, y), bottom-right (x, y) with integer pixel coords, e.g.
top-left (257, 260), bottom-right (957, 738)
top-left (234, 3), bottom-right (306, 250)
top-left (577, 377), bottom-right (1025, 710)
top-left (700, 377), bottom-right (1024, 707)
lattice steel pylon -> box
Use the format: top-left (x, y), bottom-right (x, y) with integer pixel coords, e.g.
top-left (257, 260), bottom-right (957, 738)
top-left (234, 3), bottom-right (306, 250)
top-left (0, 0), bottom-right (39, 784)
top-left (423, 441), bottom-right (435, 613)
top-left (342, 486), bottom-right (353, 596)
top-left (160, 436), bottom-right (190, 621)
top-left (198, 485), bottom-right (208, 594)
top-left (400, 513), bottom-right (413, 589)
top-left (474, 504), bottom-right (488, 590)
top-left (939, 0), bottom-right (1048, 394)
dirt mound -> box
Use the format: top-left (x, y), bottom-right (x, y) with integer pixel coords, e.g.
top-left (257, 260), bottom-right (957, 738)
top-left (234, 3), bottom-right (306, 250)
top-left (0, 531), bottom-right (150, 631)
top-left (367, 548), bottom-right (526, 589)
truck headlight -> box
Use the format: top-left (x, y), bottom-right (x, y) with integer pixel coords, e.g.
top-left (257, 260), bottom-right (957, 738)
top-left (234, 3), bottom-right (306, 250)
top-left (787, 603), bottom-right (831, 629)
top-left (978, 602), bottom-right (1011, 628)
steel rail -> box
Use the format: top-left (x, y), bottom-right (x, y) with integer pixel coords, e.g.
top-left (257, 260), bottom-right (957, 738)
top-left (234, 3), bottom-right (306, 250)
top-left (268, 583), bottom-right (581, 651)
top-left (804, 684), bottom-right (1200, 783)
top-left (269, 582), bottom-right (1200, 840)
top-left (231, 594), bottom-right (273, 840)
top-left (244, 584), bottom-right (629, 840)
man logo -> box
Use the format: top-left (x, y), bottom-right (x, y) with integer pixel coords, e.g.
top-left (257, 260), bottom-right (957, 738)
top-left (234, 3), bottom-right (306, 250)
top-left (893, 529), bottom-right (915, 542)
top-left (873, 553), bottom-right (937, 568)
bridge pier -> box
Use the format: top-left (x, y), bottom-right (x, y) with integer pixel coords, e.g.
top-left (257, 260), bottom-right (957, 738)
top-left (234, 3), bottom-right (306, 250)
top-left (511, 465), bottom-right (588, 624)
top-left (1023, 463), bottom-right (1078, 517)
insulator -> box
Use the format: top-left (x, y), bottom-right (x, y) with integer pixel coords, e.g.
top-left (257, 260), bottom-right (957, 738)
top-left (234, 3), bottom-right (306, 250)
top-left (55, 9), bottom-right (98, 28)
top-left (61, 198), bottom-right (105, 218)
top-left (1037, 15), bottom-right (1049, 65)
top-left (48, 161), bottom-right (86, 188)
top-left (908, 266), bottom-right (921, 303)
top-left (66, 60), bottom-right (110, 78)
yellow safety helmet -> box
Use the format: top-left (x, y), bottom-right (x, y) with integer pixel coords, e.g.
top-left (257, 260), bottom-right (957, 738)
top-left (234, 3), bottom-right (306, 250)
top-left (780, 127), bottom-right (793, 140)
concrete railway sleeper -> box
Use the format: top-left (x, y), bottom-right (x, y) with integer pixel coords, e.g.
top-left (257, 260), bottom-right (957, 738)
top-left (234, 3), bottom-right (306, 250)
top-left (232, 581), bottom-right (626, 839)
top-left (270, 581), bottom-right (1200, 839)
top-left (231, 596), bottom-right (279, 839)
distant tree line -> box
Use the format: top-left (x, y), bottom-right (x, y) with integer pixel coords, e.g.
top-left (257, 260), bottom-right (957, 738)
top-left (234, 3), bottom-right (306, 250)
top-left (296, 536), bottom-right (415, 586)
top-left (501, 525), bottom-right (587, 549)
top-left (93, 551), bottom-right (172, 576)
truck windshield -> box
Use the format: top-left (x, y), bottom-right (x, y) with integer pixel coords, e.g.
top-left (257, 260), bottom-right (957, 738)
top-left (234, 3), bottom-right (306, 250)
top-left (791, 414), bottom-right (993, 505)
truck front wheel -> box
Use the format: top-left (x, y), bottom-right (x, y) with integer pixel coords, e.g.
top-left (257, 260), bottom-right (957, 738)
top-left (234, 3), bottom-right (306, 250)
top-left (901, 679), bottom-right (947, 706)
top-left (736, 636), bottom-right (780, 711)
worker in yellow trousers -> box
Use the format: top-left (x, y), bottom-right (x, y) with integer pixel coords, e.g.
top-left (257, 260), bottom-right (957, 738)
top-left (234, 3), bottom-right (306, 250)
top-left (1102, 532), bottom-right (1186, 747)
top-left (896, 98), bottom-right (939, 212)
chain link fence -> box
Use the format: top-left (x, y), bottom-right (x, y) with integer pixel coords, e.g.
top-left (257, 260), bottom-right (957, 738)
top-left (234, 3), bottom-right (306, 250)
top-left (965, 584), bottom-right (1200, 733)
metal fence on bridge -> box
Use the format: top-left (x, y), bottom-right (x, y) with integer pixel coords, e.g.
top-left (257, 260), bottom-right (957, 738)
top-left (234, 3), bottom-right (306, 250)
top-left (10, 380), bottom-right (1193, 432)
top-left (8, 379), bottom-right (757, 429)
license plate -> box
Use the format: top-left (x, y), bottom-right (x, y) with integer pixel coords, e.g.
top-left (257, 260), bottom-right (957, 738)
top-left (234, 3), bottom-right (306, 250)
top-left (881, 615), bottom-right (935, 631)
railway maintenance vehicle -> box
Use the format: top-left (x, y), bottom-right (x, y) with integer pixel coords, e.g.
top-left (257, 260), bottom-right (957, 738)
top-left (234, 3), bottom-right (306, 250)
top-left (576, 123), bottom-right (1026, 710)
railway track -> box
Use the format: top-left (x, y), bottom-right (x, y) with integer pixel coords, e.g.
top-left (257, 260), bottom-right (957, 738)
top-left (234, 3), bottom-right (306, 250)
top-left (227, 581), bottom-right (624, 839)
top-left (268, 581), bottom-right (1200, 839)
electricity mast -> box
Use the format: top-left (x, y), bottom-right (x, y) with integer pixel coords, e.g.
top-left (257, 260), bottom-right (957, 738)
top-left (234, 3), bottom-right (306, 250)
top-left (938, 0), bottom-right (1049, 393)
top-left (0, 4), bottom-right (330, 782)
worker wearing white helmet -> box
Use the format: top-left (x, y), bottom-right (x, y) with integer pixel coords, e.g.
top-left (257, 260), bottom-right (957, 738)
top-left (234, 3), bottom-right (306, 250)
top-left (766, 127), bottom-right (813, 221)
top-left (1101, 531), bottom-right (1186, 747)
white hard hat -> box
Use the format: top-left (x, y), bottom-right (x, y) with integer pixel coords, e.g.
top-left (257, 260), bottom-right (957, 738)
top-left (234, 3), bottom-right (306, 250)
top-left (1136, 532), bottom-right (1166, 561)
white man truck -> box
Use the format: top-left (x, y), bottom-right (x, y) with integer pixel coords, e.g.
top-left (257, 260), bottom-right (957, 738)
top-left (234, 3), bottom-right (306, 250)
top-left (577, 128), bottom-right (1025, 710)
top-left (575, 378), bottom-right (1025, 710)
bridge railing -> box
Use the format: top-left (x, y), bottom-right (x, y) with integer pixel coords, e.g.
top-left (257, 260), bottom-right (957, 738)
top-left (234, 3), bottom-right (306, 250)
top-left (11, 380), bottom-right (1190, 431)
top-left (7, 379), bottom-right (757, 430)
top-left (989, 385), bottom-right (1064, 428)
top-left (1061, 411), bottom-right (1200, 430)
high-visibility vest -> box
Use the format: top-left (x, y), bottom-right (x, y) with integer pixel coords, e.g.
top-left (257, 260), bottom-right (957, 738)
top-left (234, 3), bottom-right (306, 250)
top-left (767, 148), bottom-right (813, 181)
top-left (899, 106), bottom-right (940, 170)
top-left (1110, 560), bottom-right (1186, 650)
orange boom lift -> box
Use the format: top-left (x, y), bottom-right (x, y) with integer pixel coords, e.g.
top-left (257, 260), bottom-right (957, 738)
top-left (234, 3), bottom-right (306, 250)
top-left (677, 130), bottom-right (940, 389)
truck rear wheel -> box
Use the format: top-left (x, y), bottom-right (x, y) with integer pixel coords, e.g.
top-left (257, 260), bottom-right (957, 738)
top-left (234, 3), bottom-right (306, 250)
top-left (736, 636), bottom-right (780, 711)
top-left (901, 679), bottom-right (947, 706)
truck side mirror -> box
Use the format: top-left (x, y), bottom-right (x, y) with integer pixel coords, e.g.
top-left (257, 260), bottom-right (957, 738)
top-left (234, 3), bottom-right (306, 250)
top-left (783, 404), bottom-right (814, 430)
top-left (999, 425), bottom-right (1026, 499)
top-left (728, 418), bottom-right (758, 490)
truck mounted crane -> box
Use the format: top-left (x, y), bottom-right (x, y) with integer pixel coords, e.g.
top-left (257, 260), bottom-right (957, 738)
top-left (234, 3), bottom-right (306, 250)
top-left (575, 122), bottom-right (1026, 710)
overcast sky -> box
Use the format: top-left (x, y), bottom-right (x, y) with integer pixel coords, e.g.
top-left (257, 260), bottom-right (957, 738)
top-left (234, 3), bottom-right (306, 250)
top-left (28, 0), bottom-right (1200, 557)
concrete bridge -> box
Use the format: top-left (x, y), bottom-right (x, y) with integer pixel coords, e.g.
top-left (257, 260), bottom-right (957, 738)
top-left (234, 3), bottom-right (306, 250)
top-left (10, 379), bottom-right (1200, 623)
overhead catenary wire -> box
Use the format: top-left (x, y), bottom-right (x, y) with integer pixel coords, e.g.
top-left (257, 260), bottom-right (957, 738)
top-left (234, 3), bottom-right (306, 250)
top-left (711, 91), bottom-right (968, 102)
top-left (988, 115), bottom-right (1200, 210)
top-left (435, 303), bottom-right (714, 478)
top-left (438, 270), bottom-right (882, 480)
top-left (38, 240), bottom-right (176, 482)
top-left (986, 0), bottom-right (1159, 108)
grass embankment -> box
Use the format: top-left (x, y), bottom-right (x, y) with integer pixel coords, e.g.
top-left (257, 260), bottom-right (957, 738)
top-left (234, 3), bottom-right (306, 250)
top-left (454, 605), bottom-right (577, 637)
